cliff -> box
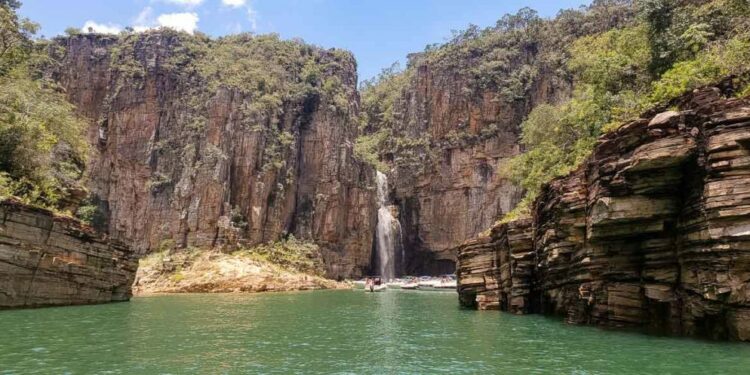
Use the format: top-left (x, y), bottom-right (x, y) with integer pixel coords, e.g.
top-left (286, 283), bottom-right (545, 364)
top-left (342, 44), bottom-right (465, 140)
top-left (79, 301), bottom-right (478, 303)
top-left (48, 32), bottom-right (377, 279)
top-left (0, 199), bottom-right (137, 308)
top-left (457, 82), bottom-right (750, 341)
top-left (361, 4), bottom-right (635, 276)
top-left (386, 55), bottom-right (566, 275)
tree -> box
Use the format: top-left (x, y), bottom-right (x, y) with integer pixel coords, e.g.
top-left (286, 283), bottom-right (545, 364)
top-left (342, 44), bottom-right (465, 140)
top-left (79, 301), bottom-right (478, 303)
top-left (0, 0), bottom-right (21, 10)
top-left (638, 0), bottom-right (675, 76)
top-left (0, 2), bottom-right (88, 209)
top-left (0, 2), bottom-right (37, 76)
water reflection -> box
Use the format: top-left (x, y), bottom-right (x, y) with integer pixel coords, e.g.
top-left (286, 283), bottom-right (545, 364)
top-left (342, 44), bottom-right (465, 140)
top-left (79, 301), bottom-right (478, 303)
top-left (1, 291), bottom-right (750, 374)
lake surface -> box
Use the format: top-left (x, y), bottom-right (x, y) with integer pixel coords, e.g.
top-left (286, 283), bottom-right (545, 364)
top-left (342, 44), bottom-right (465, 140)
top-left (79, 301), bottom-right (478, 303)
top-left (2, 290), bottom-right (750, 374)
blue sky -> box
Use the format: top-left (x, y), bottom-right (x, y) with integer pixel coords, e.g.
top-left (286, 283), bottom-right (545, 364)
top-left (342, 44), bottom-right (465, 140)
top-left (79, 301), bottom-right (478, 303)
top-left (20, 0), bottom-right (590, 81)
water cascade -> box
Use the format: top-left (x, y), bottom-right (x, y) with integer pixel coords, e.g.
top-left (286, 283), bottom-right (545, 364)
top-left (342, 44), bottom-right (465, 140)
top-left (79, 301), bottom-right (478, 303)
top-left (375, 171), bottom-right (403, 281)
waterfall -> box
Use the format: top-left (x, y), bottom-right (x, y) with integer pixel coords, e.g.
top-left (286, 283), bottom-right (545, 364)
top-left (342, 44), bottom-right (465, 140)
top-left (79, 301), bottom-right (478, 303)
top-left (375, 171), bottom-right (402, 281)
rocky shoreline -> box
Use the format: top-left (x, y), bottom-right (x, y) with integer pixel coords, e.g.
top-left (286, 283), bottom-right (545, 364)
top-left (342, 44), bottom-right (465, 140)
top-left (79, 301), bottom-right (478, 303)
top-left (457, 82), bottom-right (750, 341)
top-left (133, 249), bottom-right (348, 295)
top-left (0, 199), bottom-right (137, 309)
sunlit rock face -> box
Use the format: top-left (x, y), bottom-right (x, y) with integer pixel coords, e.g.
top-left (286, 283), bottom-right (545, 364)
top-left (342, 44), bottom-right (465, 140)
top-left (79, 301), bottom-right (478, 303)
top-left (384, 55), bottom-right (568, 275)
top-left (49, 33), bottom-right (377, 279)
top-left (457, 82), bottom-right (750, 341)
top-left (0, 199), bottom-right (137, 308)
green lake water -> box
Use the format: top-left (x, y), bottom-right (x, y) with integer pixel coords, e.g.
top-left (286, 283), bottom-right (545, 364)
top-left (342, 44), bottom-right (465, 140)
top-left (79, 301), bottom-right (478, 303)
top-left (1, 290), bottom-right (750, 374)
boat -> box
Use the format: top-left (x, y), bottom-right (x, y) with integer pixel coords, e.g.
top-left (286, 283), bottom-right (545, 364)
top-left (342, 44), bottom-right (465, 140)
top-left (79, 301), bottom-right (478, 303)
top-left (415, 275), bottom-right (457, 291)
top-left (365, 284), bottom-right (387, 292)
top-left (434, 275), bottom-right (457, 291)
top-left (401, 280), bottom-right (419, 289)
top-left (417, 276), bottom-right (440, 291)
top-left (396, 277), bottom-right (419, 290)
top-left (363, 277), bottom-right (387, 292)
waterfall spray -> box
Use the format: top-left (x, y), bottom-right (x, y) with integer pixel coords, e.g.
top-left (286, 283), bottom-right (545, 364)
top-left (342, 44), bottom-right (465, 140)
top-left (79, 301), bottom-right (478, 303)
top-left (375, 171), bottom-right (402, 281)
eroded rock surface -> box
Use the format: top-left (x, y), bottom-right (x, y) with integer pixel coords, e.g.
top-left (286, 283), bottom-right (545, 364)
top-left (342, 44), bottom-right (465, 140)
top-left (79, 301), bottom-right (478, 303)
top-left (386, 56), bottom-right (566, 275)
top-left (457, 83), bottom-right (750, 341)
top-left (0, 199), bottom-right (137, 308)
top-left (50, 33), bottom-right (377, 279)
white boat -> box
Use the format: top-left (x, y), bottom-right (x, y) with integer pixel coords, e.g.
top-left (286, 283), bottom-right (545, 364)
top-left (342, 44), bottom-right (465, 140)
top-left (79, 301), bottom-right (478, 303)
top-left (417, 276), bottom-right (440, 291)
top-left (401, 281), bottom-right (419, 290)
top-left (365, 284), bottom-right (387, 292)
top-left (416, 275), bottom-right (456, 291)
top-left (435, 279), bottom-right (457, 290)
top-left (433, 275), bottom-right (457, 291)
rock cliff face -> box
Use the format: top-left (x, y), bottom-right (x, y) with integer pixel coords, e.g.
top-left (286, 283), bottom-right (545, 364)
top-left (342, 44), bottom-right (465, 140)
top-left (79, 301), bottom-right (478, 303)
top-left (0, 199), bottom-right (137, 308)
top-left (50, 33), bottom-right (377, 279)
top-left (457, 82), bottom-right (750, 341)
top-left (388, 58), bottom-right (567, 275)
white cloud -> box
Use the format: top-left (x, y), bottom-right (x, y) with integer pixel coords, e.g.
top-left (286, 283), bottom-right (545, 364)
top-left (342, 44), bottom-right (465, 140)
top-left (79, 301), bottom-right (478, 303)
top-left (132, 6), bottom-right (200, 34)
top-left (157, 12), bottom-right (199, 34)
top-left (222, 0), bottom-right (246, 7)
top-left (162, 0), bottom-right (204, 8)
top-left (81, 21), bottom-right (122, 34)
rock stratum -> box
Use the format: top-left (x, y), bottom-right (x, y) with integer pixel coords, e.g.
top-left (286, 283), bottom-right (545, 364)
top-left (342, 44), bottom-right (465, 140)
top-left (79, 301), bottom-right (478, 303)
top-left (49, 33), bottom-right (377, 280)
top-left (0, 199), bottom-right (137, 308)
top-left (457, 82), bottom-right (750, 341)
top-left (382, 54), bottom-right (567, 275)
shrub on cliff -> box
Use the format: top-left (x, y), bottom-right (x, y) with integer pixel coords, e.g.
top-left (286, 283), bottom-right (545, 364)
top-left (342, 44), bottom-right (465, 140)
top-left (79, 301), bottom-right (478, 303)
top-left (101, 30), bottom-right (356, 176)
top-left (359, 0), bottom-right (749, 220)
top-left (502, 0), bottom-right (750, 216)
top-left (357, 63), bottom-right (410, 171)
top-left (358, 1), bottom-right (636, 174)
top-left (236, 236), bottom-right (326, 277)
top-left (0, 2), bottom-right (88, 210)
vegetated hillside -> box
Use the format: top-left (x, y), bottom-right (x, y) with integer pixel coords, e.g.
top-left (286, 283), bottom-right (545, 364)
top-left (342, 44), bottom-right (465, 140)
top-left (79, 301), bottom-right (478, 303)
top-left (44, 29), bottom-right (377, 279)
top-left (0, 0), bottom-right (89, 213)
top-left (359, 0), bottom-right (750, 273)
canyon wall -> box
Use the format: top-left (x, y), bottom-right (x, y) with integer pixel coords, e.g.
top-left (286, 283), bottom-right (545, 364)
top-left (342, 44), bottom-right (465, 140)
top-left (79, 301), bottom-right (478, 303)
top-left (0, 199), bottom-right (137, 308)
top-left (50, 33), bottom-right (377, 279)
top-left (386, 56), bottom-right (568, 275)
top-left (457, 83), bottom-right (750, 341)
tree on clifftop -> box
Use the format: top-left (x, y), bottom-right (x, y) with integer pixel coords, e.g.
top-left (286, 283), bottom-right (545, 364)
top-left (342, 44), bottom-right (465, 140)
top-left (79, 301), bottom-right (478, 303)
top-left (0, 1), bottom-right (88, 212)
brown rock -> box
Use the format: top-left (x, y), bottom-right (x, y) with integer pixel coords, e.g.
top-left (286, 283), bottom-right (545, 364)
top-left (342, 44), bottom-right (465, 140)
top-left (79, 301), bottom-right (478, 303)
top-left (50, 33), bottom-right (377, 279)
top-left (387, 55), bottom-right (567, 275)
top-left (0, 199), bottom-right (137, 308)
top-left (457, 82), bottom-right (750, 341)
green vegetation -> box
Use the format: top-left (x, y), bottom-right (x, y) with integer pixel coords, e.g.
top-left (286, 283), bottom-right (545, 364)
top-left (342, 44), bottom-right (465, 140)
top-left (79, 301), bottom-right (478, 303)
top-left (505, 0), bottom-right (750, 216)
top-left (360, 0), bottom-right (750, 218)
top-left (358, 1), bottom-right (636, 172)
top-left (0, 2), bottom-right (88, 210)
top-left (100, 30), bottom-right (355, 175)
top-left (357, 63), bottom-right (411, 171)
top-left (233, 236), bottom-right (326, 276)
top-left (142, 235), bottom-right (326, 277)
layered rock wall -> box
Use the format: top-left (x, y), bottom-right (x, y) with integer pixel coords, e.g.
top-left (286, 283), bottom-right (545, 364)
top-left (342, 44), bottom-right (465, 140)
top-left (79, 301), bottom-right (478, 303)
top-left (0, 199), bottom-right (137, 308)
top-left (389, 58), bottom-right (567, 275)
top-left (457, 83), bottom-right (750, 341)
top-left (50, 33), bottom-right (377, 279)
